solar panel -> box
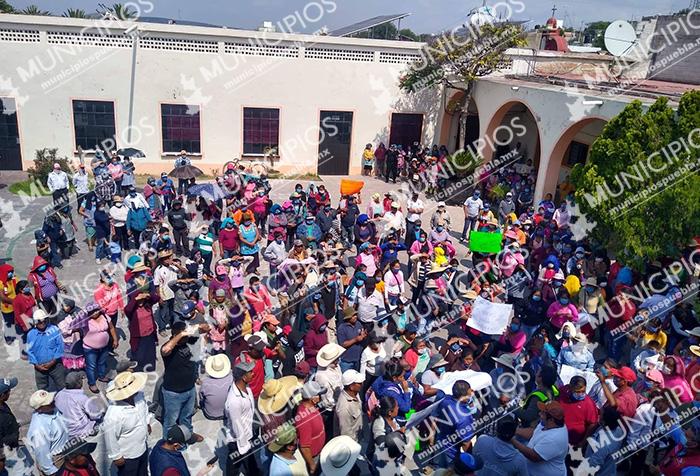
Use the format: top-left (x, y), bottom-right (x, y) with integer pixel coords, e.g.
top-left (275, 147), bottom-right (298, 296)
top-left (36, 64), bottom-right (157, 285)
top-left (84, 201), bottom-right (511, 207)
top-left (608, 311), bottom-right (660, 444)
top-left (329, 13), bottom-right (411, 37)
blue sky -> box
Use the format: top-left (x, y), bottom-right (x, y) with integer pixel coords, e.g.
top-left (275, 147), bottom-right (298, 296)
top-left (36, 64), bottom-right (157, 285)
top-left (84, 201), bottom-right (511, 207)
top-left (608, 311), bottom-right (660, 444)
top-left (6, 0), bottom-right (690, 33)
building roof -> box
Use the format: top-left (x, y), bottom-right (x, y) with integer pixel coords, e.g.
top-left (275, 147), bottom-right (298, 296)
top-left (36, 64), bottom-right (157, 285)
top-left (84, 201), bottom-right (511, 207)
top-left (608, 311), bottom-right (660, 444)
top-left (328, 13), bottom-right (410, 37)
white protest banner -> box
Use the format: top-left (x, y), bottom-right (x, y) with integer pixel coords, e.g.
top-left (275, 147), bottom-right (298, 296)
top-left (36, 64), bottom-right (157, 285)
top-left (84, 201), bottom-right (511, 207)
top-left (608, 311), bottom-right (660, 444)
top-left (467, 297), bottom-right (513, 335)
top-left (431, 370), bottom-right (493, 395)
top-left (559, 364), bottom-right (598, 392)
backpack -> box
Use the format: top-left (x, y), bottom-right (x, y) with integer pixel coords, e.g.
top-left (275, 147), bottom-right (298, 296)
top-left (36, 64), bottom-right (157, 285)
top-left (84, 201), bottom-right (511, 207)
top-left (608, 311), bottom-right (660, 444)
top-left (365, 387), bottom-right (379, 417)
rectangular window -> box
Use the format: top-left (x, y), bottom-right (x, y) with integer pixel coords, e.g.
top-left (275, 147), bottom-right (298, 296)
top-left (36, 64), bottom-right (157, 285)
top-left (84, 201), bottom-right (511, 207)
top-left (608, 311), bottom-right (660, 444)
top-left (72, 100), bottom-right (116, 151)
top-left (161, 104), bottom-right (201, 154)
top-left (243, 107), bottom-right (279, 155)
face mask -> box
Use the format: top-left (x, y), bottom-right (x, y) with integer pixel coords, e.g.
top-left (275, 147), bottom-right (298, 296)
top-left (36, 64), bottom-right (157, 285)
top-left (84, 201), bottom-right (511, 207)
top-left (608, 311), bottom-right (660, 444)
top-left (162, 235), bottom-right (170, 241)
top-left (36, 265), bottom-right (48, 273)
top-left (436, 367), bottom-right (446, 375)
top-left (510, 324), bottom-right (520, 332)
top-left (306, 219), bottom-right (314, 224)
top-left (295, 188), bottom-right (302, 193)
top-left (252, 284), bottom-right (260, 292)
top-left (481, 291), bottom-right (490, 299)
top-left (644, 380), bottom-right (655, 389)
top-left (274, 210), bottom-right (282, 215)
top-left (324, 207), bottom-right (331, 212)
top-left (22, 287), bottom-right (31, 294)
top-left (571, 392), bottom-right (586, 401)
top-left (217, 274), bottom-right (226, 281)
top-left (562, 330), bottom-right (570, 339)
top-left (404, 370), bottom-right (412, 380)
top-left (532, 295), bottom-right (541, 302)
top-left (355, 280), bottom-right (364, 287)
top-left (243, 221), bottom-right (252, 226)
top-left (586, 286), bottom-right (596, 293)
top-left (378, 319), bottom-right (388, 328)
top-left (275, 238), bottom-right (283, 244)
top-left (662, 365), bottom-right (672, 374)
top-left (226, 224), bottom-right (234, 229)
top-left (392, 267), bottom-right (400, 273)
top-left (105, 277), bottom-right (114, 285)
top-left (576, 253), bottom-right (584, 259)
top-left (646, 326), bottom-right (659, 333)
top-left (418, 348), bottom-right (428, 355)
top-left (600, 367), bottom-right (609, 377)
top-left (293, 200), bottom-right (300, 205)
top-left (7, 272), bottom-right (13, 279)
top-left (318, 325), bottom-right (327, 333)
top-left (129, 192), bottom-right (136, 197)
top-left (115, 203), bottom-right (123, 207)
top-left (559, 298), bottom-right (569, 305)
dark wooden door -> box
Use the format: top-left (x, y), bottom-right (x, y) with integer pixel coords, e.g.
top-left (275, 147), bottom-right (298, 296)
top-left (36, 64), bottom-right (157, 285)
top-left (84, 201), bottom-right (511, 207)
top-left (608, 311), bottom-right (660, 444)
top-left (0, 98), bottom-right (22, 170)
top-left (318, 111), bottom-right (353, 175)
top-left (389, 113), bottom-right (423, 149)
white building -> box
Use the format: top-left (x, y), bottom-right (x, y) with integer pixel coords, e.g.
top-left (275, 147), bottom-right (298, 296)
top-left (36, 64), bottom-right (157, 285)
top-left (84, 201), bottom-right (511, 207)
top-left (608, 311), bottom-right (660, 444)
top-left (0, 14), bottom-right (696, 201)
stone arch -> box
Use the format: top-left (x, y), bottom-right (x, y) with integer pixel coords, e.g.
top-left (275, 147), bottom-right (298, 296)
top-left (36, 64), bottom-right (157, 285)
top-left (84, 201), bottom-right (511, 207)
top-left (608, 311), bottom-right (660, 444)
top-left (481, 100), bottom-right (541, 170)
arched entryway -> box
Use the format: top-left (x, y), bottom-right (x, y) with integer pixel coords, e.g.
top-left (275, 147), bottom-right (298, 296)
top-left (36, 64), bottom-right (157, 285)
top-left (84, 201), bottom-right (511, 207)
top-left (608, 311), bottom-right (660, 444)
top-left (439, 91), bottom-right (479, 152)
top-left (481, 100), bottom-right (541, 173)
top-left (539, 117), bottom-right (607, 202)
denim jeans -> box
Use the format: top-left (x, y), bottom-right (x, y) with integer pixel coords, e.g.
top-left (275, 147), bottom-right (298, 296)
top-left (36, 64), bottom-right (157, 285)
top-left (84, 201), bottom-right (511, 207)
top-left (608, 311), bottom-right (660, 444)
top-left (162, 387), bottom-right (196, 437)
top-left (461, 216), bottom-right (478, 240)
top-left (95, 238), bottom-right (108, 261)
top-left (84, 347), bottom-right (108, 385)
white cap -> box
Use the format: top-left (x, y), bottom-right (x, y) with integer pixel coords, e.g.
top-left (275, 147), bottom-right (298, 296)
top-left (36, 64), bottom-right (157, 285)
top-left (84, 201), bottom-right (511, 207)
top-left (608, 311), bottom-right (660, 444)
top-left (341, 369), bottom-right (366, 387)
top-left (32, 309), bottom-right (49, 322)
top-left (29, 390), bottom-right (55, 409)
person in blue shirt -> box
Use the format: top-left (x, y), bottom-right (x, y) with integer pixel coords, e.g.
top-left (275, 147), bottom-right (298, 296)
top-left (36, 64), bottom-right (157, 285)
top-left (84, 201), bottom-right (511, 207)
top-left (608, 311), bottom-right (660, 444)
top-left (379, 236), bottom-right (407, 270)
top-left (149, 424), bottom-right (198, 476)
top-left (295, 214), bottom-right (322, 249)
top-left (371, 357), bottom-right (413, 418)
top-left (434, 380), bottom-right (477, 468)
top-left (157, 173), bottom-right (175, 211)
top-left (26, 308), bottom-right (65, 391)
top-left (557, 334), bottom-right (595, 371)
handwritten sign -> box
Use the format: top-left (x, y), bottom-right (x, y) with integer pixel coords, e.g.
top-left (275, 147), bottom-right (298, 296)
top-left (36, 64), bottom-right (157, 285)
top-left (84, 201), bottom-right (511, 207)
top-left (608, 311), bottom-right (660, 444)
top-left (467, 297), bottom-right (513, 335)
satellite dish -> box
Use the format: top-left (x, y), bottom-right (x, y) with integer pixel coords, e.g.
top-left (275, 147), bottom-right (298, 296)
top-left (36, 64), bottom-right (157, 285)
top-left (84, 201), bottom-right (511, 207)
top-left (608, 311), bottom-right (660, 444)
top-left (604, 20), bottom-right (637, 57)
top-left (469, 6), bottom-right (496, 27)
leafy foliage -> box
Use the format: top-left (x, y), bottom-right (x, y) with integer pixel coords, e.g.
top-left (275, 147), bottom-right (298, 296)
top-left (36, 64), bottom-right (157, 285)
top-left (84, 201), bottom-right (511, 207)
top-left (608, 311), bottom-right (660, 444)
top-left (399, 23), bottom-right (526, 93)
top-left (27, 148), bottom-right (72, 186)
top-left (20, 4), bottom-right (52, 15)
top-left (447, 150), bottom-right (481, 178)
top-left (583, 21), bottom-right (610, 50)
top-left (570, 91), bottom-right (700, 270)
top-left (0, 0), bottom-right (14, 13)
top-left (62, 8), bottom-right (87, 18)
top-left (488, 182), bottom-right (510, 201)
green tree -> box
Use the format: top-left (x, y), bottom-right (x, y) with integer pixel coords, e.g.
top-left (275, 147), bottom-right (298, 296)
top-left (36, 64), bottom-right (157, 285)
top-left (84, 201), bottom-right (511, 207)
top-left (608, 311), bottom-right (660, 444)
top-left (27, 148), bottom-right (72, 186)
top-left (583, 21), bottom-right (610, 49)
top-left (20, 4), bottom-right (52, 15)
top-left (0, 0), bottom-right (14, 13)
top-left (399, 23), bottom-right (525, 147)
top-left (62, 8), bottom-right (87, 18)
top-left (570, 91), bottom-right (700, 270)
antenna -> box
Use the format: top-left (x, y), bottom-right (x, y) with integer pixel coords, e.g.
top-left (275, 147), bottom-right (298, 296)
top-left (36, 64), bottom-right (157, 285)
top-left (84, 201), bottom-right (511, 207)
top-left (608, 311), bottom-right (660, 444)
top-left (604, 20), bottom-right (637, 57)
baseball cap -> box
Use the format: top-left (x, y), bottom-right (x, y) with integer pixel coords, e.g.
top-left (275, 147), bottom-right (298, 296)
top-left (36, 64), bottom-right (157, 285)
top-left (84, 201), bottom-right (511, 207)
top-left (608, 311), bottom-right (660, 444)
top-left (268, 423), bottom-right (297, 453)
top-left (341, 369), bottom-right (366, 387)
top-left (536, 400), bottom-right (565, 421)
top-left (404, 323), bottom-right (418, 334)
top-left (245, 334), bottom-right (266, 352)
top-left (215, 289), bottom-right (226, 298)
top-left (610, 366), bottom-right (637, 383)
top-left (301, 381), bottom-right (327, 399)
top-left (0, 377), bottom-right (18, 394)
top-left (166, 424), bottom-right (192, 445)
top-left (262, 314), bottom-right (280, 326)
top-left (294, 361), bottom-right (311, 379)
top-left (234, 360), bottom-right (256, 374)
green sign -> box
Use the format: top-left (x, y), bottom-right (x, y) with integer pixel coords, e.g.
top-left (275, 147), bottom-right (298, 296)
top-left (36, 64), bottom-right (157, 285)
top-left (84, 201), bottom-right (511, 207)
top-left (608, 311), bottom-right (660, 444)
top-left (469, 231), bottom-right (503, 253)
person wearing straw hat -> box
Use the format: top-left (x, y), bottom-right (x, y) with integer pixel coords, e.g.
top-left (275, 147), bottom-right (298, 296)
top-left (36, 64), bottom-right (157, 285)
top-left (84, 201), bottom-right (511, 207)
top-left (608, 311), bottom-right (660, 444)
top-left (258, 376), bottom-right (303, 416)
top-left (26, 389), bottom-right (69, 476)
top-left (103, 371), bottom-right (150, 475)
top-left (153, 249), bottom-right (179, 335)
top-left (333, 369), bottom-right (365, 439)
top-left (320, 435), bottom-right (361, 476)
top-left (336, 308), bottom-right (366, 373)
top-left (268, 422), bottom-right (308, 476)
top-left (315, 343), bottom-right (345, 413)
top-left (26, 308), bottom-right (66, 391)
top-left (199, 354), bottom-right (233, 421)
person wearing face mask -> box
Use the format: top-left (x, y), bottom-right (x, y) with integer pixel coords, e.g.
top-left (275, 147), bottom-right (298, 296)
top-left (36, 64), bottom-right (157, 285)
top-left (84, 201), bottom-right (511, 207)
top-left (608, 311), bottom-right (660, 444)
top-left (382, 259), bottom-right (405, 306)
top-left (546, 290), bottom-right (578, 329)
top-left (596, 365), bottom-right (638, 417)
top-left (512, 401), bottom-right (569, 476)
top-left (303, 315), bottom-right (328, 370)
top-left (11, 280), bottom-right (35, 359)
top-left (109, 195), bottom-right (130, 250)
top-left (0, 263), bottom-right (17, 345)
top-left (498, 192), bottom-right (516, 224)
top-left (94, 270), bottom-right (125, 345)
top-left (360, 331), bottom-right (387, 386)
top-left (149, 424), bottom-right (205, 476)
top-left (403, 338), bottom-right (431, 374)
top-left (296, 213), bottom-right (322, 249)
top-left (558, 376), bottom-right (599, 447)
top-left (28, 256), bottom-right (65, 318)
top-left (557, 334), bottom-right (595, 371)
top-left (218, 217), bottom-right (240, 259)
top-left (519, 290), bottom-right (547, 338)
top-left (238, 212), bottom-right (260, 274)
top-left (433, 380), bottom-right (477, 468)
top-left (166, 200), bottom-right (191, 256)
top-left (661, 355), bottom-right (693, 403)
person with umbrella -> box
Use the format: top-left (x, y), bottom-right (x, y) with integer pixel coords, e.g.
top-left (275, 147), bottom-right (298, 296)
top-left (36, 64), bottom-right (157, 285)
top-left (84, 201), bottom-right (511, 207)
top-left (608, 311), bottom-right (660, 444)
top-left (174, 150), bottom-right (191, 196)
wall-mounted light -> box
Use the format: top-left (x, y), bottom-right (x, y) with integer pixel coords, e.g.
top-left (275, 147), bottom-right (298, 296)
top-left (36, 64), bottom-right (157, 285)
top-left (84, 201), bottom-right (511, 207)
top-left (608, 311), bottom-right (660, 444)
top-left (582, 100), bottom-right (604, 106)
top-left (511, 86), bottom-right (520, 91)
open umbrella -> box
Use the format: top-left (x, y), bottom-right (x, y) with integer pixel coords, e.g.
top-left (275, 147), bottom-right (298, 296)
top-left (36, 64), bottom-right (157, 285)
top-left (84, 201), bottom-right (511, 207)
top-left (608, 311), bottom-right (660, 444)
top-left (187, 183), bottom-right (228, 201)
top-left (116, 148), bottom-right (146, 159)
top-left (169, 164), bottom-right (203, 180)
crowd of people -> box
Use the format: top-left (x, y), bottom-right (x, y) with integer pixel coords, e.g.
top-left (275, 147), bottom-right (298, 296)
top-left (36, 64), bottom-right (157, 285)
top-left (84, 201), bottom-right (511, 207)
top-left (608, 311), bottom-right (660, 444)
top-left (0, 145), bottom-right (699, 476)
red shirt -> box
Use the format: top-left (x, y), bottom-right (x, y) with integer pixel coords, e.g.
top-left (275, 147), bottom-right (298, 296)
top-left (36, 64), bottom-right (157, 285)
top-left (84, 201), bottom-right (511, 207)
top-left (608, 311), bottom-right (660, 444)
top-left (218, 228), bottom-right (239, 251)
top-left (235, 352), bottom-right (265, 398)
top-left (12, 293), bottom-right (35, 332)
top-left (608, 385), bottom-right (638, 418)
top-left (295, 403), bottom-right (325, 457)
top-left (559, 387), bottom-right (599, 445)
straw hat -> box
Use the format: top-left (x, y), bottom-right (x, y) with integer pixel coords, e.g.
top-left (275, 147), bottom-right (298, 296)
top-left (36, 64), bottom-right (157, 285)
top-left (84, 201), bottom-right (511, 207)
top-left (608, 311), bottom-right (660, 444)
top-left (424, 279), bottom-right (439, 290)
top-left (427, 263), bottom-right (448, 276)
top-left (157, 249), bottom-right (173, 260)
top-left (320, 435), bottom-right (362, 476)
top-left (691, 345), bottom-right (700, 358)
top-left (258, 376), bottom-right (303, 415)
top-left (204, 354), bottom-right (231, 379)
top-left (317, 343), bottom-right (346, 367)
top-left (461, 289), bottom-right (478, 300)
top-left (491, 353), bottom-right (518, 370)
top-left (105, 372), bottom-right (148, 401)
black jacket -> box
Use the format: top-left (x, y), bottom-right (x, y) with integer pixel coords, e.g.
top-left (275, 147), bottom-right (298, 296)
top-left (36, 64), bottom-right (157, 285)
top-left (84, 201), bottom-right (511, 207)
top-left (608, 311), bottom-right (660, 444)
top-left (0, 403), bottom-right (19, 448)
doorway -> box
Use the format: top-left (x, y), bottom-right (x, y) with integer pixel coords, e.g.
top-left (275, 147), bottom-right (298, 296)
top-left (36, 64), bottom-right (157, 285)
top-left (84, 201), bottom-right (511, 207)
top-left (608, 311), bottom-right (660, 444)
top-left (0, 98), bottom-right (22, 170)
top-left (318, 111), bottom-right (353, 175)
top-left (389, 113), bottom-right (423, 149)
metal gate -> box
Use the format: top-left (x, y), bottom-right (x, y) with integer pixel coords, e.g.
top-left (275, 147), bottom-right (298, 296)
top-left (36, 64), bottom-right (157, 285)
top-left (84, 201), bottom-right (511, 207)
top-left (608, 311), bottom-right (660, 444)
top-left (318, 111), bottom-right (353, 175)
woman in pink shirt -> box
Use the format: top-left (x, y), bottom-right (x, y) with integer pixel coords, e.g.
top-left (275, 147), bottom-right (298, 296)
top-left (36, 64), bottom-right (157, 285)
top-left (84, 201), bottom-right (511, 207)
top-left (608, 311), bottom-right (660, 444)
top-left (662, 355), bottom-right (693, 403)
top-left (243, 275), bottom-right (273, 321)
top-left (546, 291), bottom-right (579, 329)
top-left (81, 305), bottom-right (118, 393)
top-left (93, 271), bottom-right (125, 331)
top-left (355, 243), bottom-right (378, 277)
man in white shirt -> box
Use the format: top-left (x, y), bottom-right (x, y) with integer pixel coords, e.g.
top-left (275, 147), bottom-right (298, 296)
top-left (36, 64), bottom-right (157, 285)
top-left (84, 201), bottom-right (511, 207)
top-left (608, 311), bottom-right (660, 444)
top-left (356, 280), bottom-right (385, 324)
top-left (359, 331), bottom-right (387, 379)
top-left (405, 192), bottom-right (424, 247)
top-left (224, 360), bottom-right (258, 475)
top-left (47, 162), bottom-right (70, 209)
top-left (103, 372), bottom-right (151, 476)
top-left (461, 190), bottom-right (483, 242)
top-left (382, 202), bottom-right (405, 239)
top-left (72, 163), bottom-right (91, 206)
top-left (512, 401), bottom-right (569, 476)
top-left (153, 250), bottom-right (179, 335)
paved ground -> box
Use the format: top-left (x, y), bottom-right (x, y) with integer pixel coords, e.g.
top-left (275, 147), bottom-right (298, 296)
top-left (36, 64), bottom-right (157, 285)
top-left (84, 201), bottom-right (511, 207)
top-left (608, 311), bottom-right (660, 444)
top-left (0, 173), bottom-right (473, 475)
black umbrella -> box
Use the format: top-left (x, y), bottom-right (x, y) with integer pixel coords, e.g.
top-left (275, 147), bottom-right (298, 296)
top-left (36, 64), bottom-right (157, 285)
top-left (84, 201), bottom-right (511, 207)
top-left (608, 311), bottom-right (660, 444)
top-left (116, 148), bottom-right (146, 159)
top-left (169, 164), bottom-right (203, 179)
